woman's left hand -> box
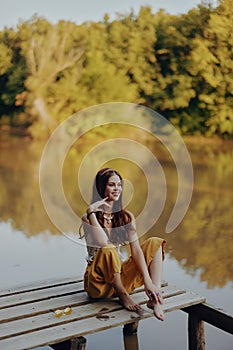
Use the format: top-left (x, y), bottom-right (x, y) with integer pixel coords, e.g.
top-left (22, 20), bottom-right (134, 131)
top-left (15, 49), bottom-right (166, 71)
top-left (145, 280), bottom-right (163, 305)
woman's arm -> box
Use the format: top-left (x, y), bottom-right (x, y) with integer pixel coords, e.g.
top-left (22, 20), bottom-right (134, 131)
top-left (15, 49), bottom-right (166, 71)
top-left (82, 214), bottom-right (108, 247)
top-left (128, 231), bottom-right (152, 286)
top-left (82, 197), bottom-right (110, 247)
top-left (127, 212), bottom-right (161, 300)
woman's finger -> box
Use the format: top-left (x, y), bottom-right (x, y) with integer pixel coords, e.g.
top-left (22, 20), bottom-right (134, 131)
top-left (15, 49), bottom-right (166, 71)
top-left (100, 198), bottom-right (111, 207)
top-left (155, 292), bottom-right (163, 304)
top-left (157, 293), bottom-right (163, 304)
top-left (147, 290), bottom-right (157, 302)
top-left (89, 197), bottom-right (111, 212)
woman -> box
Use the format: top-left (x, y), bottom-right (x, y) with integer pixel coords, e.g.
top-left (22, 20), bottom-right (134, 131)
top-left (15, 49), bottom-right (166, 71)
top-left (81, 168), bottom-right (166, 321)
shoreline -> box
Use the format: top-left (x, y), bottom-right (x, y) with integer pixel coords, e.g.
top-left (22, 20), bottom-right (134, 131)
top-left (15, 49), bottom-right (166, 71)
top-left (1, 125), bottom-right (233, 147)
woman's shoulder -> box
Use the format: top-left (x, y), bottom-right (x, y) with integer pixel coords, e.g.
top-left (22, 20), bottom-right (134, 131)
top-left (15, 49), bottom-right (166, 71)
top-left (123, 210), bottom-right (136, 232)
top-left (124, 209), bottom-right (133, 216)
top-left (123, 210), bottom-right (135, 221)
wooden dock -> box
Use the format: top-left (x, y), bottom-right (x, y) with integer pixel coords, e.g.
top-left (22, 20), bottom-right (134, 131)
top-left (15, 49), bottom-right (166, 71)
top-left (0, 276), bottom-right (232, 350)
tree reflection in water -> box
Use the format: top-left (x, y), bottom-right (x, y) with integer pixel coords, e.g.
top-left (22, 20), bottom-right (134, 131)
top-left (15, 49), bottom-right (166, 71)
top-left (0, 133), bottom-right (232, 288)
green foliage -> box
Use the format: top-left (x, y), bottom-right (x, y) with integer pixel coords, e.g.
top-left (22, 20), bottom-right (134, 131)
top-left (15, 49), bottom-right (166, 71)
top-left (152, 5), bottom-right (212, 133)
top-left (106, 7), bottom-right (158, 102)
top-left (1, 60), bottom-right (27, 106)
top-left (0, 42), bottom-right (12, 75)
top-left (189, 0), bottom-right (233, 137)
top-left (0, 1), bottom-right (232, 138)
top-left (69, 21), bottom-right (138, 111)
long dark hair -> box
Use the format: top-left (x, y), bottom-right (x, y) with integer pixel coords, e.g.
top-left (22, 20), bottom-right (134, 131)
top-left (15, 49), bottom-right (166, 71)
top-left (92, 168), bottom-right (132, 245)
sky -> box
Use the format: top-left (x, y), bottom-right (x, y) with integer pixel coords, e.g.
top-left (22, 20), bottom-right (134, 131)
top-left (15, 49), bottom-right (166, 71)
top-left (0, 0), bottom-right (204, 30)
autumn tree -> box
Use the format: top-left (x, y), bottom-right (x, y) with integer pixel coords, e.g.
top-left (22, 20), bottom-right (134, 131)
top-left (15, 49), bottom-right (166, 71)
top-left (16, 17), bottom-right (84, 137)
top-left (0, 2), bottom-right (232, 139)
top-left (70, 20), bottom-right (138, 111)
top-left (105, 7), bottom-right (158, 104)
top-left (189, 0), bottom-right (233, 137)
top-left (150, 5), bottom-right (212, 135)
top-left (0, 28), bottom-right (28, 126)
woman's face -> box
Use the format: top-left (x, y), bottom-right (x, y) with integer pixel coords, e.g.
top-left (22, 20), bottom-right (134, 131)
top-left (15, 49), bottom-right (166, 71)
top-left (104, 175), bottom-right (122, 202)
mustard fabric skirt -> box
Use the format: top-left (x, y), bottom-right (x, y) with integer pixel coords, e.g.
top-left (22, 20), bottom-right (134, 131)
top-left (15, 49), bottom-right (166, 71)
top-left (84, 237), bottom-right (166, 299)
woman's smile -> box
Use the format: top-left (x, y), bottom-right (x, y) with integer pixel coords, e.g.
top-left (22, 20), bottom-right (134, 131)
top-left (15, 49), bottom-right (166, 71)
top-left (104, 175), bottom-right (122, 201)
top-left (112, 191), bottom-right (119, 196)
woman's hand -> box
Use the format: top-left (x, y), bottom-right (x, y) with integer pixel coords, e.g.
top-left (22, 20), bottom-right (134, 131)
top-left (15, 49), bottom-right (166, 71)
top-left (87, 197), bottom-right (111, 215)
top-left (144, 279), bottom-right (163, 305)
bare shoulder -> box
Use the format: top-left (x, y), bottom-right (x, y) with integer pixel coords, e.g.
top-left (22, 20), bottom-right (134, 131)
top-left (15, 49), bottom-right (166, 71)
top-left (124, 210), bottom-right (137, 239)
top-left (125, 210), bottom-right (135, 221)
top-left (124, 210), bottom-right (136, 230)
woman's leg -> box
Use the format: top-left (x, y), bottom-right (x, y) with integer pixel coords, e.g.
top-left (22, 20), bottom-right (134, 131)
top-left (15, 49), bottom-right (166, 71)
top-left (121, 237), bottom-right (166, 320)
top-left (147, 245), bottom-right (165, 321)
top-left (85, 245), bottom-right (140, 310)
top-left (112, 272), bottom-right (141, 311)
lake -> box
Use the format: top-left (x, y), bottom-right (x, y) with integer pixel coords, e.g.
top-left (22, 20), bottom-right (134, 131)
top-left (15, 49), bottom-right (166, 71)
top-left (0, 131), bottom-right (232, 350)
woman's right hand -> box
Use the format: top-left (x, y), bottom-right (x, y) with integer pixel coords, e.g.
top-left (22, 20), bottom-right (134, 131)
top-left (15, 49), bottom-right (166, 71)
top-left (87, 197), bottom-right (110, 215)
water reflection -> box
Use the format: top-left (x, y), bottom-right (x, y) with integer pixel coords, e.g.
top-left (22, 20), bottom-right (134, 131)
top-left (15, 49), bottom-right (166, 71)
top-left (164, 141), bottom-right (233, 288)
top-left (0, 137), bottom-right (56, 235)
top-left (0, 133), bottom-right (232, 288)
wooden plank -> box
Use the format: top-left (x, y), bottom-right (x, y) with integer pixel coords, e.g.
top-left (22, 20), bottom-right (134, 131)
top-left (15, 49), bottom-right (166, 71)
top-left (0, 291), bottom-right (89, 324)
top-left (0, 285), bottom-right (185, 340)
top-left (0, 276), bottom-right (83, 297)
top-left (0, 291), bottom-right (205, 350)
top-left (0, 300), bottom-right (120, 340)
top-left (0, 281), bottom-right (168, 310)
top-left (0, 282), bottom-right (83, 309)
top-left (162, 292), bottom-right (205, 313)
top-left (0, 279), bottom-right (167, 298)
top-left (126, 285), bottom-right (186, 307)
top-left (183, 303), bottom-right (233, 335)
top-left (0, 284), bottom-right (183, 324)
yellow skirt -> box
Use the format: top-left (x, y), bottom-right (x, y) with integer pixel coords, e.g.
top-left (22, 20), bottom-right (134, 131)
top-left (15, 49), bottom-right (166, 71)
top-left (84, 237), bottom-right (166, 299)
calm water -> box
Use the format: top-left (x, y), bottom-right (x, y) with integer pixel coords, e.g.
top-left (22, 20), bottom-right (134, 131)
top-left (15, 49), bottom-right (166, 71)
top-left (0, 133), bottom-right (232, 350)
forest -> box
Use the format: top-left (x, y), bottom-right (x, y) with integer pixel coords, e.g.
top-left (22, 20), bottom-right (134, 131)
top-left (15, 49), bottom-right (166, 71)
top-left (0, 0), bottom-right (232, 139)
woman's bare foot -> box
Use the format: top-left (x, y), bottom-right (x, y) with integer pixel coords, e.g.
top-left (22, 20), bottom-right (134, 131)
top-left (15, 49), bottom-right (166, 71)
top-left (147, 300), bottom-right (165, 321)
top-left (118, 292), bottom-right (141, 311)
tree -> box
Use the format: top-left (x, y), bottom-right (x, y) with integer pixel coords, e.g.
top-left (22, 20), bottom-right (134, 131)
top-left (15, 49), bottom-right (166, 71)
top-left (0, 28), bottom-right (27, 125)
top-left (18, 17), bottom-right (84, 137)
top-left (72, 20), bottom-right (138, 110)
top-left (150, 6), bottom-right (212, 135)
top-left (0, 42), bottom-right (12, 75)
top-left (0, 3), bottom-right (232, 139)
top-left (105, 7), bottom-right (158, 104)
top-left (189, 0), bottom-right (233, 137)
